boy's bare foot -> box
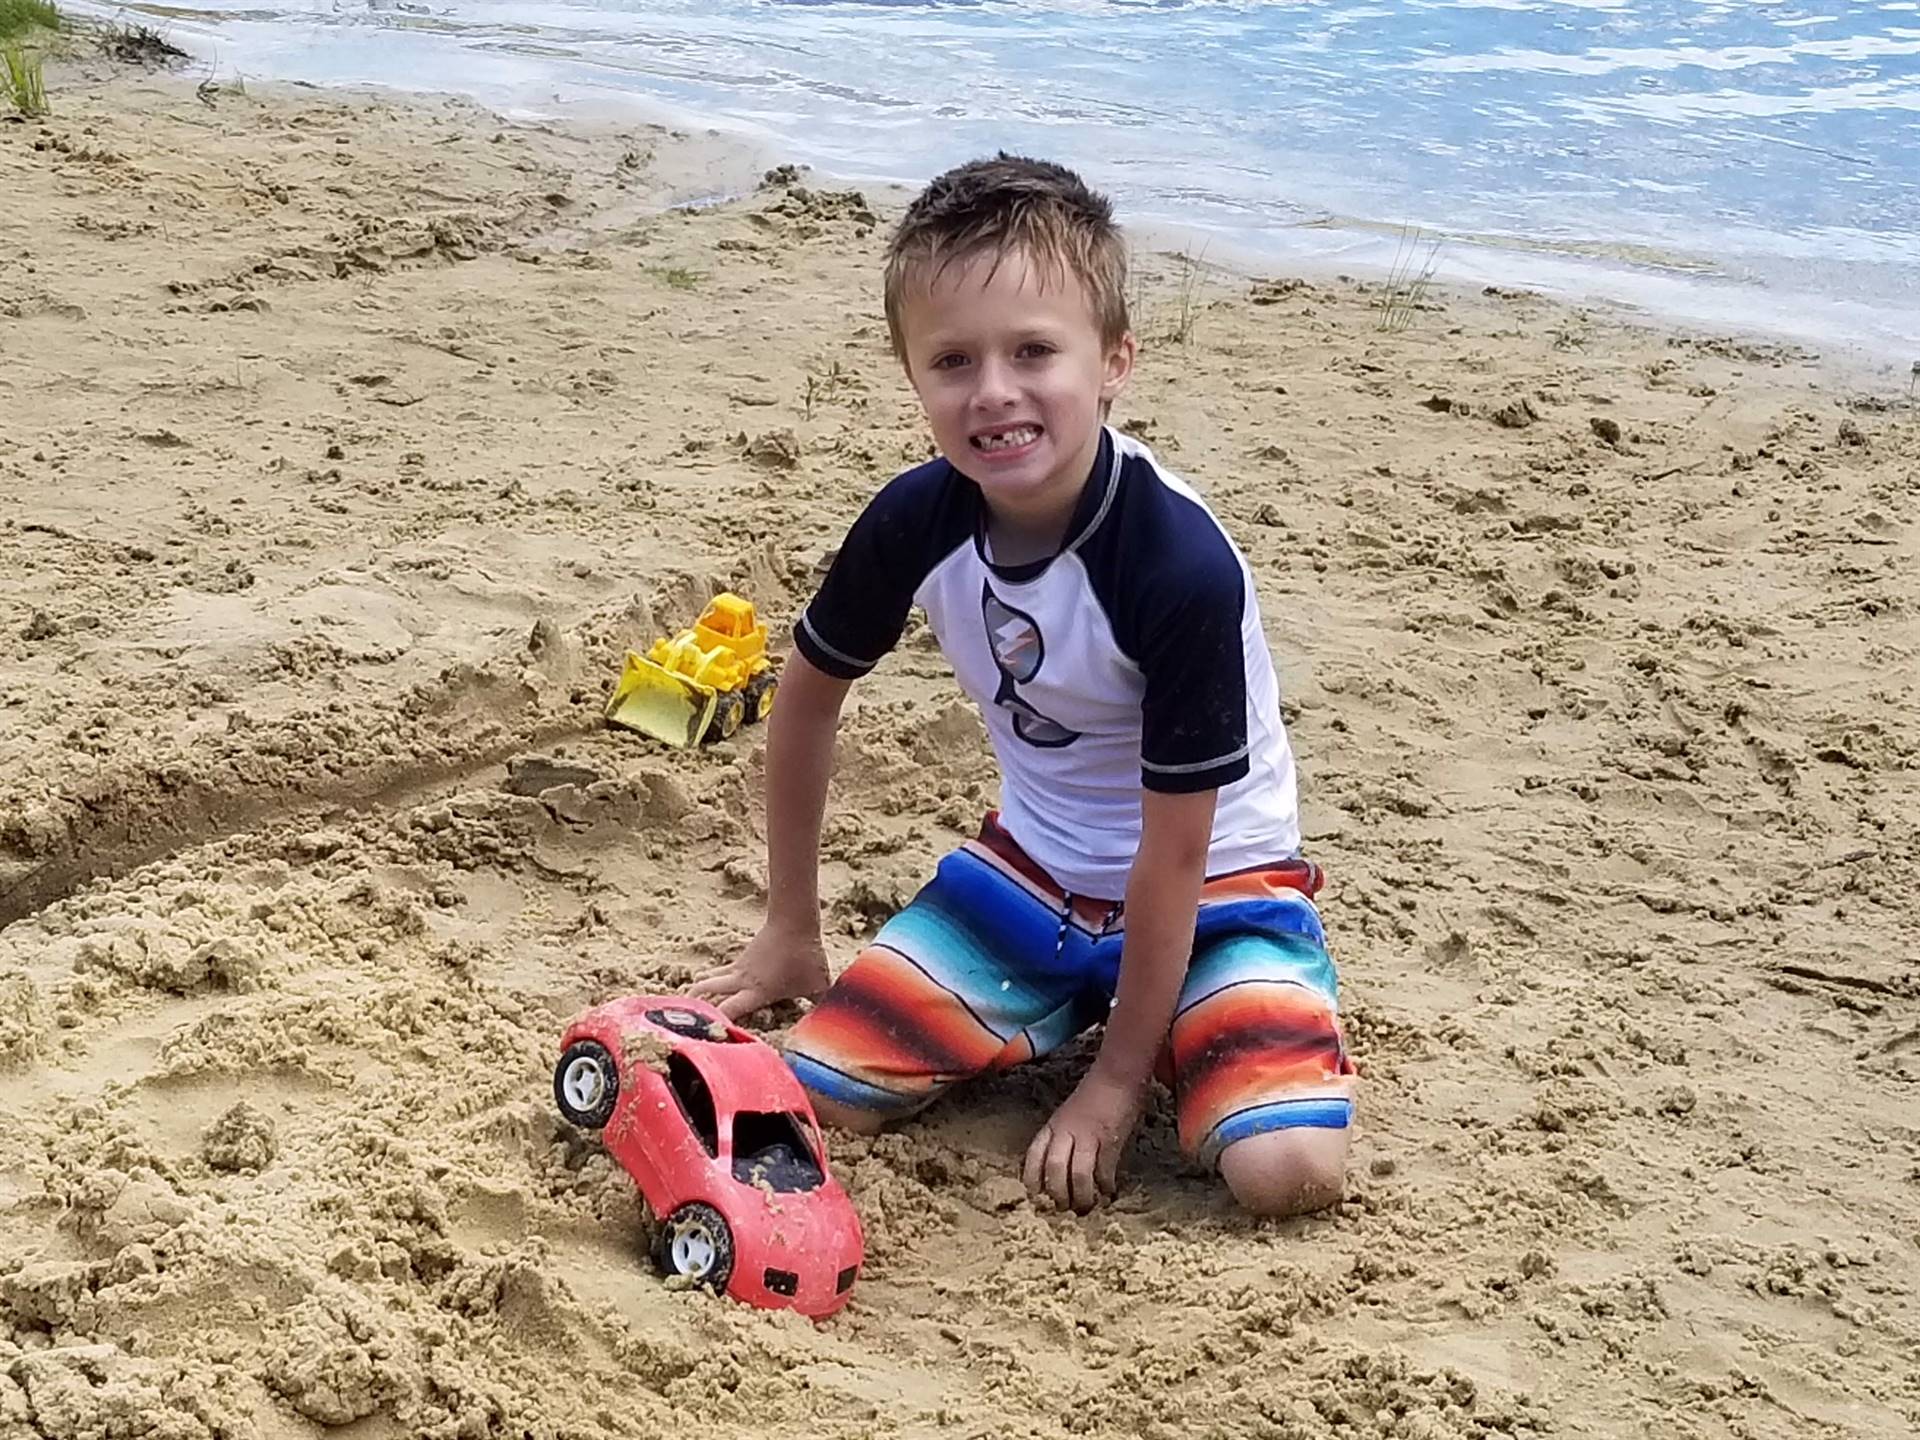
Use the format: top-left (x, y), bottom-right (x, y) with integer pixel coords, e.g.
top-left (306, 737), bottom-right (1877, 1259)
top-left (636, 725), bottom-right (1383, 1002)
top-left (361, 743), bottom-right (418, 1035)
top-left (689, 923), bottom-right (831, 1021)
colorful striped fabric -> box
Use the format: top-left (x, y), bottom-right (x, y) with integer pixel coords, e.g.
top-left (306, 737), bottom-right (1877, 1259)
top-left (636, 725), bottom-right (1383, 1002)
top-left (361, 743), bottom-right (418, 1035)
top-left (785, 815), bottom-right (1355, 1170)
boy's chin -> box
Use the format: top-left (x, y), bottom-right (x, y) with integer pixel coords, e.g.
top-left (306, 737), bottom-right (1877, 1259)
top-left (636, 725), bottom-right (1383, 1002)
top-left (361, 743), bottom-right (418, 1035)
top-left (952, 460), bottom-right (1068, 508)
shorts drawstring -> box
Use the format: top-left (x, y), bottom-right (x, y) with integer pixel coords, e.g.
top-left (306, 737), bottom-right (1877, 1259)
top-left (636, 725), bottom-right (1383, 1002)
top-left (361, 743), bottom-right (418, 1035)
top-left (1055, 894), bottom-right (1125, 963)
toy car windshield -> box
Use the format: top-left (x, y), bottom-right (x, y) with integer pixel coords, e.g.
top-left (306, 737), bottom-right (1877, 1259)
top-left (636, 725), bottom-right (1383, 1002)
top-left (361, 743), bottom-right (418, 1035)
top-left (731, 1111), bottom-right (826, 1193)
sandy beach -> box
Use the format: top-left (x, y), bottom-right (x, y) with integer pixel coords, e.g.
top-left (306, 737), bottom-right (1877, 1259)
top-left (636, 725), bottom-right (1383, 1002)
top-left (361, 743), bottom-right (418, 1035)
top-left (2, 53), bottom-right (1917, 1440)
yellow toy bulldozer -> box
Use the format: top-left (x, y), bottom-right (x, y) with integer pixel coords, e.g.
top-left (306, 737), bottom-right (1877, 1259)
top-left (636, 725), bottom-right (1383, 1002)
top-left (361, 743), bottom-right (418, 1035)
top-left (606, 593), bottom-right (779, 748)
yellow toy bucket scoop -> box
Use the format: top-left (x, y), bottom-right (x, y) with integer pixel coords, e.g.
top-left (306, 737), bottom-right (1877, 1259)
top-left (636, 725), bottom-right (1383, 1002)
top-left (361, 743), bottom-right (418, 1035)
top-left (606, 652), bottom-right (722, 748)
top-left (606, 593), bottom-right (779, 748)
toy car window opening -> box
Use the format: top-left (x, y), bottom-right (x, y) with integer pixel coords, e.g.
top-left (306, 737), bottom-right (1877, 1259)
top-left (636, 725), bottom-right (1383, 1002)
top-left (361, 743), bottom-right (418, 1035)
top-left (763, 1268), bottom-right (800, 1297)
top-left (666, 1053), bottom-right (721, 1158)
top-left (646, 1007), bottom-right (746, 1042)
top-left (730, 1111), bottom-right (826, 1193)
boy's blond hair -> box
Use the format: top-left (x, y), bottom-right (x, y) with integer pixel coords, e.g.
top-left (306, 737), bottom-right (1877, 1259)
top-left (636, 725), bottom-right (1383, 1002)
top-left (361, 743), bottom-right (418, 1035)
top-left (882, 154), bottom-right (1130, 362)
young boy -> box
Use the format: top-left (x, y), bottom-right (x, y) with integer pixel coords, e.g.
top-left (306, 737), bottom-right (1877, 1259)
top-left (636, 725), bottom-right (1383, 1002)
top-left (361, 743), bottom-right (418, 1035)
top-left (694, 155), bottom-right (1355, 1218)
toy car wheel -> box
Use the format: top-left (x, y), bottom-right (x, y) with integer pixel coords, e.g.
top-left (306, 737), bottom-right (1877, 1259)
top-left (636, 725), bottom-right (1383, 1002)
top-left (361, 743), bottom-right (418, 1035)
top-left (743, 671), bottom-right (777, 724)
top-left (708, 692), bottom-right (745, 742)
top-left (554, 1040), bottom-right (619, 1129)
top-left (654, 1202), bottom-right (734, 1290)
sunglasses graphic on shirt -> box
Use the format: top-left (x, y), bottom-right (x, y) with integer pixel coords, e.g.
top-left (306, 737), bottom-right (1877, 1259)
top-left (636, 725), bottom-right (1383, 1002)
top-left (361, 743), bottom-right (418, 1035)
top-left (981, 585), bottom-right (1081, 749)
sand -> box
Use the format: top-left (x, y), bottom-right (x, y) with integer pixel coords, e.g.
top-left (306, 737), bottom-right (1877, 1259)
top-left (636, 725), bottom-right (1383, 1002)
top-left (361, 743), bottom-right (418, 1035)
top-left (3, 54), bottom-right (1917, 1440)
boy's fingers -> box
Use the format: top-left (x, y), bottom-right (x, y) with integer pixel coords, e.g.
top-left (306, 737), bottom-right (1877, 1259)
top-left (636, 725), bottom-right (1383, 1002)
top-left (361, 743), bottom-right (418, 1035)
top-left (1022, 1125), bottom-right (1051, 1196)
top-left (1043, 1132), bottom-right (1075, 1209)
top-left (1069, 1141), bottom-right (1100, 1213)
top-left (715, 987), bottom-right (768, 1022)
top-left (1094, 1141), bottom-right (1121, 1200)
top-left (686, 970), bottom-right (766, 1021)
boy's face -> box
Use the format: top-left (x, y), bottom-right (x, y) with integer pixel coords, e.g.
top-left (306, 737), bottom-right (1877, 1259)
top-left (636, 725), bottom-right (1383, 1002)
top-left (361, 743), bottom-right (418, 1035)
top-left (898, 247), bottom-right (1134, 524)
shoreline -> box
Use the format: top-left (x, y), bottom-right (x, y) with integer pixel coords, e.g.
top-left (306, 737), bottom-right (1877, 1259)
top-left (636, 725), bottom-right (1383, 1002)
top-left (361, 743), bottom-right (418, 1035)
top-left (59, 1), bottom-right (1920, 385)
top-left (3, 58), bottom-right (1918, 1440)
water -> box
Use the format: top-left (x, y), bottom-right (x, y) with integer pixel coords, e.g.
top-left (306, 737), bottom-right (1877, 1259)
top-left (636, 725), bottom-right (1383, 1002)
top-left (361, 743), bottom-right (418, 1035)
top-left (82, 0), bottom-right (1920, 364)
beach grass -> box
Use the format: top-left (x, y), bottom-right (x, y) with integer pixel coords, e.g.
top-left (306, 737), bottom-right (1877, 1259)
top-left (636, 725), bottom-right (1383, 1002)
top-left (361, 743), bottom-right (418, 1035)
top-left (196, 69), bottom-right (247, 106)
top-left (0, 0), bottom-right (59, 43)
top-left (99, 20), bottom-right (188, 65)
top-left (3, 39), bottom-right (46, 114)
top-left (1135, 245), bottom-right (1208, 347)
top-left (1167, 247), bottom-right (1206, 346)
top-left (650, 265), bottom-right (704, 291)
top-left (801, 358), bottom-right (857, 420)
top-left (1377, 224), bottom-right (1443, 333)
top-left (1, 0), bottom-right (56, 117)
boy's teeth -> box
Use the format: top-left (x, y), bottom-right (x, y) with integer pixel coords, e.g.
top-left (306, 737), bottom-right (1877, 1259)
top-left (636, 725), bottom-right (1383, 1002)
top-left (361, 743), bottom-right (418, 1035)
top-left (976, 426), bottom-right (1039, 451)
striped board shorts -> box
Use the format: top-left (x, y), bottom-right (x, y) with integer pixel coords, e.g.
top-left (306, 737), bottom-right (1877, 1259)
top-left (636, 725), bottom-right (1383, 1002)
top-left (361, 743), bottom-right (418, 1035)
top-left (785, 814), bottom-right (1357, 1171)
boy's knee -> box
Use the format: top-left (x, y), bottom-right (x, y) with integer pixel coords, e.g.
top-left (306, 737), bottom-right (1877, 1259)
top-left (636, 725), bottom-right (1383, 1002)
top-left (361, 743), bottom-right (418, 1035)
top-left (1217, 1126), bottom-right (1350, 1219)
top-left (806, 1091), bottom-right (889, 1137)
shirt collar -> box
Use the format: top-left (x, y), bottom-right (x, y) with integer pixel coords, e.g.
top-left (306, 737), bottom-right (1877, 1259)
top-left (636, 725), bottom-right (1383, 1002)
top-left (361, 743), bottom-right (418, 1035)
top-left (973, 426), bottom-right (1119, 582)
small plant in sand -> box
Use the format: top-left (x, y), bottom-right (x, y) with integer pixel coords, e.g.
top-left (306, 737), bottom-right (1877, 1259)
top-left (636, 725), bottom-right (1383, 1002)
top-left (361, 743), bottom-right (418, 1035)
top-left (1128, 244), bottom-right (1209, 348)
top-left (801, 358), bottom-right (858, 420)
top-left (0, 0), bottom-right (60, 43)
top-left (196, 66), bottom-right (247, 108)
top-left (1376, 224), bottom-right (1444, 334)
top-left (98, 21), bottom-right (186, 66)
top-left (649, 265), bottom-right (704, 291)
top-left (0, 0), bottom-right (55, 116)
top-left (1157, 245), bottom-right (1208, 347)
top-left (2, 40), bottom-right (46, 115)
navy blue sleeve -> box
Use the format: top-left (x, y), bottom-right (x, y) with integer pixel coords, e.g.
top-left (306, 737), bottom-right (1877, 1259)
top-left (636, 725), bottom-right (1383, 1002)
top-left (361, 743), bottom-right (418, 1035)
top-left (1080, 454), bottom-right (1253, 794)
top-left (794, 459), bottom-right (971, 680)
top-left (1134, 555), bottom-right (1251, 793)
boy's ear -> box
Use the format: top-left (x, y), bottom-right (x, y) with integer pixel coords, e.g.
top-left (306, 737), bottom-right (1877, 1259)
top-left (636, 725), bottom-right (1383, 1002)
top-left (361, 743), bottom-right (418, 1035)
top-left (1100, 331), bottom-right (1138, 404)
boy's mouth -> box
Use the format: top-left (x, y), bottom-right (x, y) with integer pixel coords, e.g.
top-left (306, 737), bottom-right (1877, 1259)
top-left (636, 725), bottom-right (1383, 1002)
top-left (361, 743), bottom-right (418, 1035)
top-left (970, 424), bottom-right (1042, 454)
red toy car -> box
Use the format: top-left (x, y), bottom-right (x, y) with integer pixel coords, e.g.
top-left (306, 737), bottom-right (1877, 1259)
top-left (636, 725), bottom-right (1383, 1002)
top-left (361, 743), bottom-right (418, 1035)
top-left (552, 994), bottom-right (863, 1319)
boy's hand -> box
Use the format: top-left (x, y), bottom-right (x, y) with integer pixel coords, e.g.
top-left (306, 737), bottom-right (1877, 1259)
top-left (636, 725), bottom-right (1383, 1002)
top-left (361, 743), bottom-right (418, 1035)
top-left (1023, 1067), bottom-right (1146, 1213)
top-left (690, 922), bottom-right (831, 1022)
top-left (1023, 788), bottom-right (1216, 1213)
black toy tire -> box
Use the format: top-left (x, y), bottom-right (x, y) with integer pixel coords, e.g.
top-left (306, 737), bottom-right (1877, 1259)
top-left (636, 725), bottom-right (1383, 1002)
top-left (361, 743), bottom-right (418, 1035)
top-left (743, 671), bottom-right (777, 724)
top-left (653, 1202), bottom-right (735, 1291)
top-left (707, 692), bottom-right (746, 742)
top-left (554, 1040), bottom-right (619, 1129)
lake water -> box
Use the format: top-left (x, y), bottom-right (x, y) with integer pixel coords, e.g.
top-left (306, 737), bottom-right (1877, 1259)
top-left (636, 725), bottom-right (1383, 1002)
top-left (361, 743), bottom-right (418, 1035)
top-left (84, 0), bottom-right (1920, 365)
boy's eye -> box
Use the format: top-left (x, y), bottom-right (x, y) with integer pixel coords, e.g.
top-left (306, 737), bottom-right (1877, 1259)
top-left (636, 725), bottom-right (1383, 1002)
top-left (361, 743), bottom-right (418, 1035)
top-left (931, 353), bottom-right (968, 371)
top-left (1018, 342), bottom-right (1055, 359)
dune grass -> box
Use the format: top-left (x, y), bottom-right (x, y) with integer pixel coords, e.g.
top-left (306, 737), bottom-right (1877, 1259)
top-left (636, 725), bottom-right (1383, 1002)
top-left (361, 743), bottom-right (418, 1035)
top-left (100, 19), bottom-right (188, 65)
top-left (3, 39), bottom-right (45, 114)
top-left (1376, 224), bottom-right (1443, 333)
top-left (0, 0), bottom-right (59, 43)
top-left (1127, 244), bottom-right (1209, 348)
top-left (1163, 245), bottom-right (1207, 346)
top-left (1, 0), bottom-right (55, 116)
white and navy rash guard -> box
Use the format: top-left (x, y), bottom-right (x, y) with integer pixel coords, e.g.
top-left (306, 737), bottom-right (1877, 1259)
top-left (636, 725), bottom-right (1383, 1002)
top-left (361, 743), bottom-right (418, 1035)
top-left (797, 427), bottom-right (1301, 900)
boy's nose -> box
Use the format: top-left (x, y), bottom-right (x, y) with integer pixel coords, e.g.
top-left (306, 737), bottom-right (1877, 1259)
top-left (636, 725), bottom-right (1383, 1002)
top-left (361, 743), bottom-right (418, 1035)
top-left (972, 359), bottom-right (1019, 410)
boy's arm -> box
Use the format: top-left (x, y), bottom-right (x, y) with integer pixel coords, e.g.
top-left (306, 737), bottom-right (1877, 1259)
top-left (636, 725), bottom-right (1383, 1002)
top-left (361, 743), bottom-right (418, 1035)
top-left (690, 649), bottom-right (852, 1020)
top-left (1023, 786), bottom-right (1217, 1213)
